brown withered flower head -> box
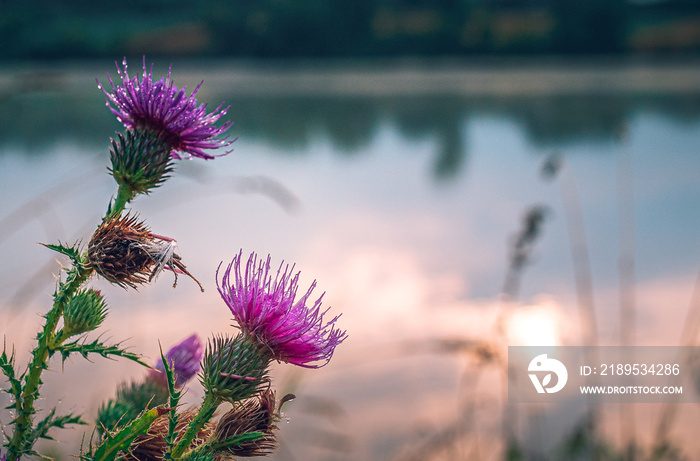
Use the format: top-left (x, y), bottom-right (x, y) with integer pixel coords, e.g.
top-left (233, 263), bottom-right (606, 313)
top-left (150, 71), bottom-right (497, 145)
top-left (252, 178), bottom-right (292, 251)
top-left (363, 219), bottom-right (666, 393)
top-left (86, 213), bottom-right (202, 291)
top-left (120, 409), bottom-right (212, 461)
top-left (214, 389), bottom-right (292, 458)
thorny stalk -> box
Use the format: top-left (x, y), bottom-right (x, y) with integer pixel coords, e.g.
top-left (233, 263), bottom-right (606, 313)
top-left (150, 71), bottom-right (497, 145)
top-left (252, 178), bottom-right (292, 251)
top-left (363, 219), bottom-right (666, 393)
top-left (6, 194), bottom-right (131, 460)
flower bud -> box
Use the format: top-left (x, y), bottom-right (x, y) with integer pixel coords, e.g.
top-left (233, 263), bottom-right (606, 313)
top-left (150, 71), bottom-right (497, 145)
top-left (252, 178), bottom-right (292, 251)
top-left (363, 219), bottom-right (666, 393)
top-left (96, 400), bottom-right (134, 435)
top-left (150, 333), bottom-right (203, 388)
top-left (109, 129), bottom-right (174, 197)
top-left (200, 334), bottom-right (269, 403)
top-left (62, 288), bottom-right (107, 337)
top-left (96, 379), bottom-right (170, 434)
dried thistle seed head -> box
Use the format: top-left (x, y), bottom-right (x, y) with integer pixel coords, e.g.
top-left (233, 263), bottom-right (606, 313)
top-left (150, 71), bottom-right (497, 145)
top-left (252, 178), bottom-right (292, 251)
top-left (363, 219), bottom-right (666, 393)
top-left (86, 213), bottom-right (152, 288)
top-left (119, 409), bottom-right (214, 461)
top-left (214, 389), bottom-right (280, 458)
top-left (86, 213), bottom-right (202, 291)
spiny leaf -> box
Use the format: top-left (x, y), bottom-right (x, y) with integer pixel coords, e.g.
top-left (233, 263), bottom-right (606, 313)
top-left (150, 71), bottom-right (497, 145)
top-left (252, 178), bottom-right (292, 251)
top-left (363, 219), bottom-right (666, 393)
top-left (1, 341), bottom-right (22, 403)
top-left (55, 339), bottom-right (149, 368)
top-left (209, 431), bottom-right (265, 451)
top-left (25, 408), bottom-right (86, 448)
top-left (92, 406), bottom-right (170, 461)
top-left (178, 432), bottom-right (264, 461)
top-left (41, 242), bottom-right (82, 265)
top-left (160, 343), bottom-right (182, 461)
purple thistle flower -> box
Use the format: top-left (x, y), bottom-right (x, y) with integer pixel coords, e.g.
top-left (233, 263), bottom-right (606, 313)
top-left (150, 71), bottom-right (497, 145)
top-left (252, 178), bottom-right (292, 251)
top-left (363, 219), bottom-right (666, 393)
top-left (217, 251), bottom-right (347, 369)
top-left (97, 57), bottom-right (234, 160)
top-left (152, 333), bottom-right (204, 388)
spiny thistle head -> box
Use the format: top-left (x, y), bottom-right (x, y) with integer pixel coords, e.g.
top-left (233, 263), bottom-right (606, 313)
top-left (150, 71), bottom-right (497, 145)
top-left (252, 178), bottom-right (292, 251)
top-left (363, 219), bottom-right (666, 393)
top-left (119, 409), bottom-right (212, 461)
top-left (96, 400), bottom-right (134, 435)
top-left (97, 57), bottom-right (234, 160)
top-left (214, 389), bottom-right (282, 458)
top-left (96, 380), bottom-right (169, 434)
top-left (151, 333), bottom-right (203, 388)
top-left (216, 251), bottom-right (347, 369)
top-left (200, 334), bottom-right (269, 403)
top-left (62, 288), bottom-right (108, 337)
top-left (86, 213), bottom-right (202, 291)
top-left (109, 130), bottom-right (174, 197)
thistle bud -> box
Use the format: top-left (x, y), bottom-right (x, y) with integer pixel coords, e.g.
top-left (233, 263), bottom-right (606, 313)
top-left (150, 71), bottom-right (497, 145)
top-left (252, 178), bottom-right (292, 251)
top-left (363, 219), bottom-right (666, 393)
top-left (200, 334), bottom-right (269, 403)
top-left (109, 129), bottom-right (174, 197)
top-left (86, 213), bottom-right (202, 291)
top-left (96, 379), bottom-right (170, 434)
top-left (150, 333), bottom-right (203, 388)
top-left (214, 389), bottom-right (280, 457)
top-left (96, 400), bottom-right (134, 435)
top-left (62, 288), bottom-right (108, 337)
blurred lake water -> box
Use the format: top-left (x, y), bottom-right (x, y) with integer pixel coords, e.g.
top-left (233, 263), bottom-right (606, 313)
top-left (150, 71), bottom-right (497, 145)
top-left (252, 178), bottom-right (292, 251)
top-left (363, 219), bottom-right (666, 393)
top-left (1, 59), bottom-right (699, 460)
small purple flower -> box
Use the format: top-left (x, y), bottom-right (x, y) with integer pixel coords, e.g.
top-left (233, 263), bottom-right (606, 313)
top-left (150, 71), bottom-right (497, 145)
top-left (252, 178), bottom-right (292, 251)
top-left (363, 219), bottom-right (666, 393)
top-left (153, 333), bottom-right (204, 388)
top-left (217, 251), bottom-right (347, 369)
top-left (97, 57), bottom-right (234, 160)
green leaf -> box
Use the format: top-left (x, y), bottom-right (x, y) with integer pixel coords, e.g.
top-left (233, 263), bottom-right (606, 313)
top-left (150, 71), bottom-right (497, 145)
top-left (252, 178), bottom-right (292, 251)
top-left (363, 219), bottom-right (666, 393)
top-left (160, 343), bottom-right (182, 461)
top-left (92, 406), bottom-right (170, 461)
top-left (41, 242), bottom-right (82, 265)
top-left (209, 431), bottom-right (264, 451)
top-left (25, 408), bottom-right (86, 449)
top-left (178, 432), bottom-right (264, 461)
top-left (1, 341), bottom-right (22, 404)
top-left (54, 339), bottom-right (149, 368)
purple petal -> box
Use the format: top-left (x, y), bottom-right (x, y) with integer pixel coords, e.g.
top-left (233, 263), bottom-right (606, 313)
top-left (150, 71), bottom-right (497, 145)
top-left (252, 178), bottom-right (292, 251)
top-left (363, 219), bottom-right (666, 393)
top-left (216, 251), bottom-right (347, 368)
top-left (97, 57), bottom-right (234, 160)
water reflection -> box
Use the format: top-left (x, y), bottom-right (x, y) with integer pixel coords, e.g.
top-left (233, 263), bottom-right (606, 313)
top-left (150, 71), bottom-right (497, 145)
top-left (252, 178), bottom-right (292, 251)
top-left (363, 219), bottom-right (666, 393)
top-left (4, 77), bottom-right (700, 180)
top-left (1, 64), bottom-right (700, 460)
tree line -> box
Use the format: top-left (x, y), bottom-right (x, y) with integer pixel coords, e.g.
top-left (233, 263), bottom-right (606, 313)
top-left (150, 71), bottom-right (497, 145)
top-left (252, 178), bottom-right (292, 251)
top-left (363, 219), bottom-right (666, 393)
top-left (2, 0), bottom-right (700, 59)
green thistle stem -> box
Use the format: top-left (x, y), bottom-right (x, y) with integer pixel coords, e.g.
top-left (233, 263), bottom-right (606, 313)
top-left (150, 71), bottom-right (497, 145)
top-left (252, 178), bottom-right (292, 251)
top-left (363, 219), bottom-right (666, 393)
top-left (7, 262), bottom-right (92, 460)
top-left (107, 183), bottom-right (135, 220)
top-left (170, 393), bottom-right (220, 460)
top-left (176, 442), bottom-right (203, 461)
top-left (53, 328), bottom-right (73, 347)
